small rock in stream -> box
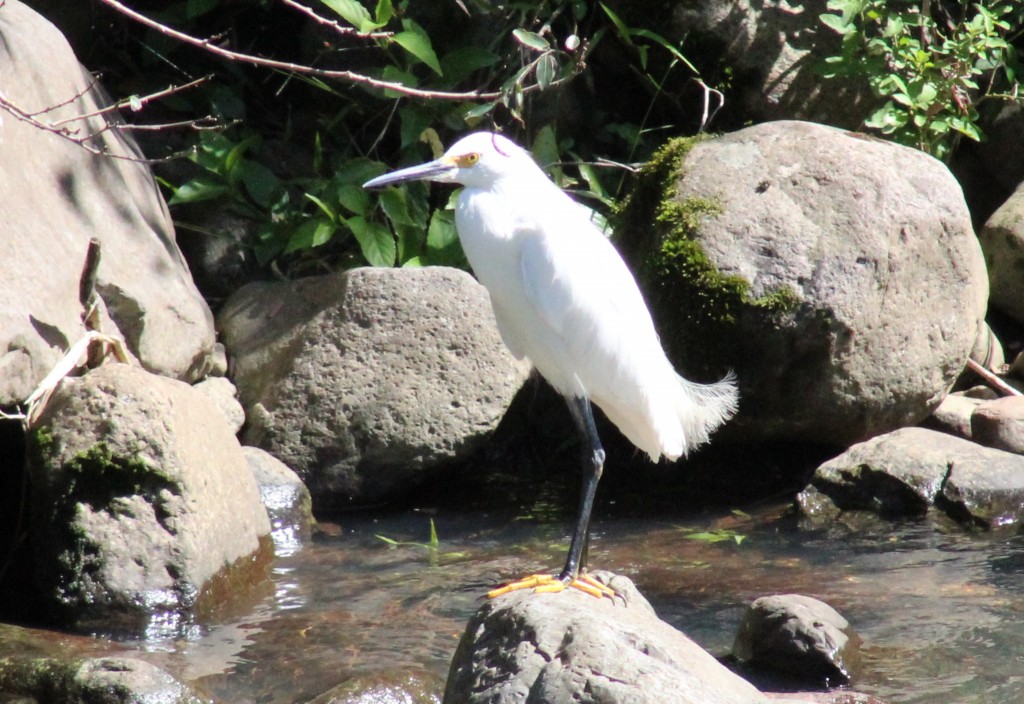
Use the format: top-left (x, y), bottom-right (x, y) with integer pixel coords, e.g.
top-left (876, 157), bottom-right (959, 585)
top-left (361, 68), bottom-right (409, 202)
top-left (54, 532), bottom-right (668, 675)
top-left (732, 594), bottom-right (861, 687)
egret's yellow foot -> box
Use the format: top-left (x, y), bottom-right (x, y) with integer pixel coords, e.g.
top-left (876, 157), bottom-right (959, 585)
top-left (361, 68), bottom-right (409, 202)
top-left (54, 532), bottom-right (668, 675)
top-left (486, 573), bottom-right (616, 600)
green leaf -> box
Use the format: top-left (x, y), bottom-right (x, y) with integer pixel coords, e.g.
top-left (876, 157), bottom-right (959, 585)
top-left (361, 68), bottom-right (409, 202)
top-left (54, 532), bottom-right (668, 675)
top-left (394, 19), bottom-right (443, 75)
top-left (285, 218), bottom-right (336, 253)
top-left (379, 187), bottom-right (419, 227)
top-left (240, 160), bottom-right (282, 209)
top-left (347, 216), bottom-right (396, 266)
top-left (337, 183), bottom-right (370, 215)
top-left (440, 46), bottom-right (500, 84)
top-left (512, 28), bottom-right (550, 52)
top-left (820, 13), bottom-right (852, 34)
top-left (373, 0), bottom-right (393, 25)
top-left (599, 3), bottom-right (634, 48)
top-left (304, 192), bottom-right (337, 221)
top-left (168, 174), bottom-right (229, 205)
top-left (320, 0), bottom-right (379, 32)
top-left (464, 101), bottom-right (497, 122)
top-left (424, 209), bottom-right (466, 267)
top-left (185, 0), bottom-right (219, 20)
top-left (536, 53), bottom-right (557, 90)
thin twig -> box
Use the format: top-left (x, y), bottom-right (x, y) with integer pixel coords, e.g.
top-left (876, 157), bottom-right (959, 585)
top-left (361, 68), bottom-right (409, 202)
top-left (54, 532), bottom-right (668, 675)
top-left (48, 75), bottom-right (211, 128)
top-left (967, 358), bottom-right (1023, 397)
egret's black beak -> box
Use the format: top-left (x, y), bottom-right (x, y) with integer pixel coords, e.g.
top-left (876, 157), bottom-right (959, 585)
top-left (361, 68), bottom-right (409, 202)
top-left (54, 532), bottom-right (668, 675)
top-left (362, 157), bottom-right (458, 188)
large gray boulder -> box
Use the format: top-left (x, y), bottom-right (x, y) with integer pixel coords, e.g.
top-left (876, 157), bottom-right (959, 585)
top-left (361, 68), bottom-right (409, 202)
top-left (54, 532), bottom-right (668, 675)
top-left (219, 266), bottom-right (530, 510)
top-left (26, 363), bottom-right (272, 633)
top-left (0, 0), bottom-right (217, 408)
top-left (620, 120), bottom-right (988, 447)
top-left (978, 181), bottom-right (1024, 326)
top-left (444, 572), bottom-right (769, 704)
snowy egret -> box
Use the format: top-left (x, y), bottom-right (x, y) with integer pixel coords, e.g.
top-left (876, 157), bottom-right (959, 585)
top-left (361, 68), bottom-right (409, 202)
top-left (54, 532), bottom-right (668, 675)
top-left (364, 132), bottom-right (738, 598)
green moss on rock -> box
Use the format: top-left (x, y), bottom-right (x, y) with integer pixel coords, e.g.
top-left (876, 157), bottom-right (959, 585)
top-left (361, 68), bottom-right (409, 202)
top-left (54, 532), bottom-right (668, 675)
top-left (614, 135), bottom-right (800, 375)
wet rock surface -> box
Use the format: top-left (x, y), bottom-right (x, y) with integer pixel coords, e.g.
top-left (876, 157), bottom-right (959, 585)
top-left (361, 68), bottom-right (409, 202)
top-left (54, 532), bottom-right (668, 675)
top-left (733, 594), bottom-right (860, 687)
top-left (26, 363), bottom-right (272, 633)
top-left (0, 655), bottom-right (210, 704)
top-left (443, 572), bottom-right (768, 704)
top-left (798, 427), bottom-right (1024, 528)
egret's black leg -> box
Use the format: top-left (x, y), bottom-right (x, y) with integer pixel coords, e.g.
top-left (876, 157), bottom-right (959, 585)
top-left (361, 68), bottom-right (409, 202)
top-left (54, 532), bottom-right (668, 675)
top-left (559, 395), bottom-right (605, 584)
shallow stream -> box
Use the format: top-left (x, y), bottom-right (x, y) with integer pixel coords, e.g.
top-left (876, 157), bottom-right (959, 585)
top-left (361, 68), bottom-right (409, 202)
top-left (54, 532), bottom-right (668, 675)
top-left (7, 481), bottom-right (1024, 703)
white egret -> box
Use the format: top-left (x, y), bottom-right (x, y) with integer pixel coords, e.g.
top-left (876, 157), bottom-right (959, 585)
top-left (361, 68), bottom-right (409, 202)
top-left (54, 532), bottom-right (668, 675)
top-left (364, 132), bottom-right (738, 598)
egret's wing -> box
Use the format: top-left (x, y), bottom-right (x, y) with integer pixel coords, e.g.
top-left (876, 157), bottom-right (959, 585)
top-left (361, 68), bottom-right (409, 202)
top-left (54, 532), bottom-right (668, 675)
top-left (517, 211), bottom-right (657, 372)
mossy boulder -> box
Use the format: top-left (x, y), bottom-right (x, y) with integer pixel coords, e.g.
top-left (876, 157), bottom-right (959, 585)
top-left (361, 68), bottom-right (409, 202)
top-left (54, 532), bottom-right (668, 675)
top-left (616, 120), bottom-right (987, 446)
top-left (26, 363), bottom-right (272, 634)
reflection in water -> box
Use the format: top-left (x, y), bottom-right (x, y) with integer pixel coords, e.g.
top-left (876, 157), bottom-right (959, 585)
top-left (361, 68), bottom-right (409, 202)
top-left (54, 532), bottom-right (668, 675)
top-left (6, 501), bottom-right (1024, 703)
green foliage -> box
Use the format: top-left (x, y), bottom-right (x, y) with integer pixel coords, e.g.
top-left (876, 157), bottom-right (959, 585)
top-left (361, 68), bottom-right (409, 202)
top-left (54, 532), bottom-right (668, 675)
top-left (819, 0), bottom-right (1024, 159)
top-left (89, 0), bottom-right (713, 275)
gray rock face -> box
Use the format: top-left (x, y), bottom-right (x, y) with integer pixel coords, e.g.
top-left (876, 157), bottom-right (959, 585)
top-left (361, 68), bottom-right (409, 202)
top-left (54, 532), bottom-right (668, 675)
top-left (798, 427), bottom-right (1024, 528)
top-left (672, 1), bottom-right (870, 128)
top-left (971, 396), bottom-right (1024, 454)
top-left (27, 364), bottom-right (271, 633)
top-left (978, 184), bottom-right (1024, 326)
top-left (0, 1), bottom-right (216, 408)
top-left (733, 594), bottom-right (860, 686)
top-left (443, 572), bottom-right (768, 704)
top-left (640, 121), bottom-right (987, 446)
top-left (219, 266), bottom-right (530, 510)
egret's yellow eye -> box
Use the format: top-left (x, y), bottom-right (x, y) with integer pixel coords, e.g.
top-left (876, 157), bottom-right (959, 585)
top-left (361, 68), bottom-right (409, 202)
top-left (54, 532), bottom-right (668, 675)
top-left (454, 152), bottom-right (481, 168)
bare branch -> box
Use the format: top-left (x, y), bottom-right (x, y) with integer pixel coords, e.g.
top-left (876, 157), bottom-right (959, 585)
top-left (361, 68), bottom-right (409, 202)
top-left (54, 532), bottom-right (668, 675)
top-left (0, 88), bottom-right (215, 164)
top-left (96, 0), bottom-right (573, 102)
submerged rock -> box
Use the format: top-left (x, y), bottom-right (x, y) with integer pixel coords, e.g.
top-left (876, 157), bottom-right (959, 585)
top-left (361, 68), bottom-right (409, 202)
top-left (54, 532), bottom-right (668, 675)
top-left (26, 363), bottom-right (272, 634)
top-left (0, 656), bottom-right (209, 704)
top-left (733, 594), bottom-right (860, 687)
top-left (443, 572), bottom-right (767, 704)
top-left (219, 266), bottom-right (530, 511)
top-left (304, 670), bottom-right (442, 704)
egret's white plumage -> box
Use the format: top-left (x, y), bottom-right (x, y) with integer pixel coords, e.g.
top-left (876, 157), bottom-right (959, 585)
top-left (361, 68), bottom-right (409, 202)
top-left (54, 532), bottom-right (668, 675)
top-left (364, 131), bottom-right (738, 595)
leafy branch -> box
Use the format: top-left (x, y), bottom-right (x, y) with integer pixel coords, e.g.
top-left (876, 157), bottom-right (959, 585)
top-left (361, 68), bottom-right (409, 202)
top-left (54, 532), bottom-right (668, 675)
top-left (819, 0), bottom-right (1023, 159)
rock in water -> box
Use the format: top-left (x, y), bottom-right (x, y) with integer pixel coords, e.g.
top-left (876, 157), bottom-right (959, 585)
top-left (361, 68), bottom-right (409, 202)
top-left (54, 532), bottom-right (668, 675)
top-left (26, 364), bottom-right (271, 634)
top-left (443, 572), bottom-right (767, 704)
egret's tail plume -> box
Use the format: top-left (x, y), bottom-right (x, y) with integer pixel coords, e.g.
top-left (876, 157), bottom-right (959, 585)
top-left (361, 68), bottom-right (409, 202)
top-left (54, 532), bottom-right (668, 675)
top-left (674, 371), bottom-right (739, 459)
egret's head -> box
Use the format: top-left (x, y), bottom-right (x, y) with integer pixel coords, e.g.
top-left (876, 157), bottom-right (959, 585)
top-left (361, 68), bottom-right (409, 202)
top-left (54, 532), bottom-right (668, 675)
top-left (362, 132), bottom-right (538, 190)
